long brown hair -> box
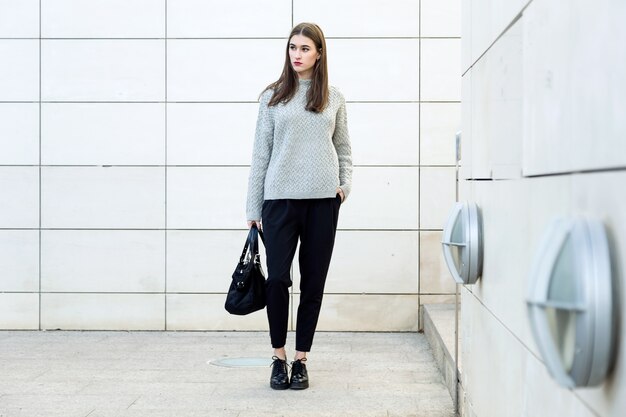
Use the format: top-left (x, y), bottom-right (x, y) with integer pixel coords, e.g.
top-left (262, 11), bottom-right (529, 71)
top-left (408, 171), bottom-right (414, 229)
top-left (264, 22), bottom-right (329, 113)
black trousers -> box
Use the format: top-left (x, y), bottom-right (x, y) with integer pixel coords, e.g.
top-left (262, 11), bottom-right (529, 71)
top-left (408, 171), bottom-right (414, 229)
top-left (261, 195), bottom-right (341, 352)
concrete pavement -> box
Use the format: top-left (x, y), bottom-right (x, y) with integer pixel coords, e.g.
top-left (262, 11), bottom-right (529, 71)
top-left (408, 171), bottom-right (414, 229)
top-left (0, 331), bottom-right (456, 417)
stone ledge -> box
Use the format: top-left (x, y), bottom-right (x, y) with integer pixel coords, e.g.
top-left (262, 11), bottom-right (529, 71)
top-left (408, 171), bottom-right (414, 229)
top-left (423, 303), bottom-right (462, 411)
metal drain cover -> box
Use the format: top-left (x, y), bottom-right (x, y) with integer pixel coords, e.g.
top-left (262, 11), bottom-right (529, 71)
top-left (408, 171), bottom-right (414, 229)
top-left (209, 357), bottom-right (272, 368)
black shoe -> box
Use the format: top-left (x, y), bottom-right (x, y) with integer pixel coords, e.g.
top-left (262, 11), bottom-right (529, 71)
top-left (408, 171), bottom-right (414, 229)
top-left (270, 356), bottom-right (290, 390)
top-left (289, 358), bottom-right (309, 390)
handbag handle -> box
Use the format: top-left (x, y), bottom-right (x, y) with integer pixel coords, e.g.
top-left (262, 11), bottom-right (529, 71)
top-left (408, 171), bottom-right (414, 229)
top-left (238, 224), bottom-right (265, 265)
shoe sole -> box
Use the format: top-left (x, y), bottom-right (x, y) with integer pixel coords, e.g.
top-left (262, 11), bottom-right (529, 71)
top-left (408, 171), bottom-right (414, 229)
top-left (270, 382), bottom-right (290, 390)
top-left (289, 381), bottom-right (309, 390)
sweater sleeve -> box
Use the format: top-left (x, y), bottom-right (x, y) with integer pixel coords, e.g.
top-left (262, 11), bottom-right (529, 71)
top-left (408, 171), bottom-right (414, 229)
top-left (246, 90), bottom-right (274, 220)
top-left (332, 95), bottom-right (353, 200)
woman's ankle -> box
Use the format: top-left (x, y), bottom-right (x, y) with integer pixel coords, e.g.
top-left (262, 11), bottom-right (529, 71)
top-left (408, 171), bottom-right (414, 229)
top-left (273, 348), bottom-right (287, 361)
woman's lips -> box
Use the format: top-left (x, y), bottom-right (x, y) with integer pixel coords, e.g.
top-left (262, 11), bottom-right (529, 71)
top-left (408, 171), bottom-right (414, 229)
top-left (293, 62), bottom-right (302, 66)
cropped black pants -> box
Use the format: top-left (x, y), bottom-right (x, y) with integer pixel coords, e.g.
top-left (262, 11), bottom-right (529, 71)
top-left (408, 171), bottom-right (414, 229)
top-left (261, 195), bottom-right (341, 352)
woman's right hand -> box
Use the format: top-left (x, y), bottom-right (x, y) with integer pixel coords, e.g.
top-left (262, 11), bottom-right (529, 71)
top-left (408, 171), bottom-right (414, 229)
top-left (247, 220), bottom-right (262, 230)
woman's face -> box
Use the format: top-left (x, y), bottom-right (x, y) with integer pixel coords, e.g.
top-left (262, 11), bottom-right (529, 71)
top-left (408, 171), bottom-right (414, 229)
top-left (288, 34), bottom-right (320, 80)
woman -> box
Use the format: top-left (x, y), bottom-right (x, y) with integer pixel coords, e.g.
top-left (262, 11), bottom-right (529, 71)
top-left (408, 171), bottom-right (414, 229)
top-left (246, 22), bottom-right (352, 390)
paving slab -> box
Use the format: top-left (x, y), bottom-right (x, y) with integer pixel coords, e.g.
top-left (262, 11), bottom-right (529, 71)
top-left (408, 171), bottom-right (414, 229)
top-left (0, 331), bottom-right (455, 417)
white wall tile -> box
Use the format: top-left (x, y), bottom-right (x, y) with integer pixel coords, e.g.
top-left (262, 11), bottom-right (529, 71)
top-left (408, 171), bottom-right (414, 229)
top-left (421, 0), bottom-right (461, 37)
top-left (523, 0), bottom-right (626, 176)
top-left (41, 293), bottom-right (164, 330)
top-left (317, 294), bottom-right (419, 331)
top-left (469, 18), bottom-right (523, 180)
top-left (167, 230), bottom-right (265, 293)
top-left (459, 70), bottom-right (473, 180)
top-left (168, 0), bottom-right (291, 38)
top-left (167, 167), bottom-right (247, 229)
top-left (0, 103), bottom-right (39, 165)
top-left (166, 294), bottom-right (268, 331)
top-left (0, 167), bottom-right (39, 228)
top-left (0, 40), bottom-right (38, 101)
top-left (420, 103), bottom-right (460, 166)
top-left (41, 0), bottom-right (165, 38)
top-left (470, 0), bottom-right (526, 66)
top-left (0, 230), bottom-right (39, 292)
top-left (0, 0), bottom-right (39, 37)
top-left (293, 231), bottom-right (418, 294)
top-left (348, 103), bottom-right (419, 165)
top-left (460, 288), bottom-right (525, 417)
top-left (42, 40), bottom-right (165, 101)
top-left (167, 103), bottom-right (256, 166)
top-left (0, 293), bottom-right (39, 330)
top-left (41, 167), bottom-right (165, 229)
top-left (41, 230), bottom-right (165, 293)
top-left (419, 167), bottom-right (456, 230)
top-left (419, 231), bottom-right (456, 294)
top-left (294, 0), bottom-right (419, 37)
top-left (41, 103), bottom-right (165, 165)
top-left (327, 39), bottom-right (419, 102)
top-left (167, 39), bottom-right (284, 102)
top-left (461, 0), bottom-right (472, 72)
top-left (469, 179), bottom-right (536, 352)
top-left (420, 39), bottom-right (461, 101)
top-left (338, 167), bottom-right (418, 230)
top-left (469, 52), bottom-right (492, 179)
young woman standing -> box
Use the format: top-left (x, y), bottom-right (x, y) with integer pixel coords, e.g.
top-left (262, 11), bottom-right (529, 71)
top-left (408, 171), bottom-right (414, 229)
top-left (246, 22), bottom-right (353, 390)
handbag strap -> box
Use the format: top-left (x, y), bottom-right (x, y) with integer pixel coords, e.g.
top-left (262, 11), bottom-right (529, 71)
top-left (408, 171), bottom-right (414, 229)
top-left (238, 224), bottom-right (266, 264)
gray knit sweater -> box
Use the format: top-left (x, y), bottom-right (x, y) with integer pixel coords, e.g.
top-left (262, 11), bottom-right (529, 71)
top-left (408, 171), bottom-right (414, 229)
top-left (246, 79), bottom-right (353, 220)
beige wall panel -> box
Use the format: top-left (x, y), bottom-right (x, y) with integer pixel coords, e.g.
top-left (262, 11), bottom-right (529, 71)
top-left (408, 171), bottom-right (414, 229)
top-left (41, 167), bottom-right (165, 229)
top-left (167, 103), bottom-right (256, 166)
top-left (316, 294), bottom-right (419, 331)
top-left (419, 231), bottom-right (456, 294)
top-left (42, 40), bottom-right (164, 101)
top-left (469, 0), bottom-right (527, 66)
top-left (41, 0), bottom-right (164, 38)
top-left (168, 0), bottom-right (291, 38)
top-left (0, 40), bottom-right (38, 101)
top-left (0, 293), bottom-right (39, 330)
top-left (41, 294), bottom-right (164, 330)
top-left (167, 167), bottom-right (247, 229)
top-left (523, 0), bottom-right (626, 175)
top-left (421, 0), bottom-right (461, 37)
top-left (420, 167), bottom-right (456, 230)
top-left (0, 103), bottom-right (39, 165)
top-left (327, 39), bottom-right (419, 102)
top-left (0, 0), bottom-right (39, 38)
top-left (42, 103), bottom-right (165, 165)
top-left (420, 103), bottom-right (460, 166)
top-left (420, 39), bottom-right (461, 102)
top-left (0, 230), bottom-right (39, 292)
top-left (294, 0), bottom-right (419, 37)
top-left (166, 230), bottom-right (266, 293)
top-left (293, 231), bottom-right (418, 294)
top-left (348, 103), bottom-right (419, 166)
top-left (41, 230), bottom-right (165, 293)
top-left (338, 167), bottom-right (419, 230)
top-left (0, 167), bottom-right (39, 229)
top-left (166, 294), bottom-right (269, 331)
top-left (459, 70), bottom-right (473, 179)
top-left (167, 39), bottom-right (284, 102)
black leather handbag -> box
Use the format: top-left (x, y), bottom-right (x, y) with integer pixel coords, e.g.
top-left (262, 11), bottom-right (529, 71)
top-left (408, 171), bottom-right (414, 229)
top-left (225, 224), bottom-right (267, 315)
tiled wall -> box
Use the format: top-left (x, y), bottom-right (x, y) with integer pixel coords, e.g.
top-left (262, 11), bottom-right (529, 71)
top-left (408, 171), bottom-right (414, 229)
top-left (460, 0), bottom-right (626, 416)
top-left (0, 0), bottom-right (460, 331)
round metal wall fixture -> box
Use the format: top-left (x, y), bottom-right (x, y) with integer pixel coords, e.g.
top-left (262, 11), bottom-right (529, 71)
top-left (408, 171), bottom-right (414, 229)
top-left (526, 217), bottom-right (616, 388)
top-left (441, 202), bottom-right (483, 285)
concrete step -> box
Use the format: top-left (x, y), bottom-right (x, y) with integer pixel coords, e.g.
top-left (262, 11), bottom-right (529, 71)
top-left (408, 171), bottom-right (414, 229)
top-left (423, 303), bottom-right (462, 411)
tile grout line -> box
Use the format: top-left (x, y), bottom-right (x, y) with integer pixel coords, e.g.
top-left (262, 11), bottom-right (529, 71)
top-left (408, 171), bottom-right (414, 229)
top-left (417, 0), bottom-right (422, 320)
top-left (38, 0), bottom-right (42, 331)
top-left (164, 0), bottom-right (168, 331)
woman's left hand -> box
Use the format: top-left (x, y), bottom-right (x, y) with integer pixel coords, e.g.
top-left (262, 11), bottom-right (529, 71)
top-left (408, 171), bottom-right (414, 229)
top-left (336, 187), bottom-right (345, 203)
